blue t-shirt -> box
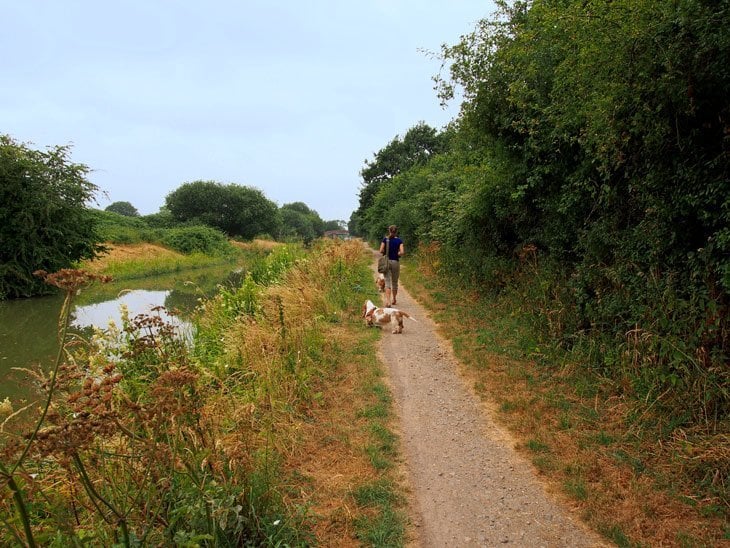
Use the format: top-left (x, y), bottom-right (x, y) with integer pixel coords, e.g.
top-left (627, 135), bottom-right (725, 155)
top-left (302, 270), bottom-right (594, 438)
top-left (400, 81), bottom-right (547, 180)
top-left (382, 237), bottom-right (402, 261)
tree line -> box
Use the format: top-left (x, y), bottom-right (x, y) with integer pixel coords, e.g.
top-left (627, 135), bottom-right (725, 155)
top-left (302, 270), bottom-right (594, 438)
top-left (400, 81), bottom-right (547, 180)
top-left (0, 135), bottom-right (344, 299)
top-left (351, 0), bottom-right (728, 426)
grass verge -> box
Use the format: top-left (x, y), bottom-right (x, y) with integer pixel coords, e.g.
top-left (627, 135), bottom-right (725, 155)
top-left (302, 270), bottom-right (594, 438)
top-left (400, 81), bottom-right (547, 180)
top-left (278, 245), bottom-right (409, 546)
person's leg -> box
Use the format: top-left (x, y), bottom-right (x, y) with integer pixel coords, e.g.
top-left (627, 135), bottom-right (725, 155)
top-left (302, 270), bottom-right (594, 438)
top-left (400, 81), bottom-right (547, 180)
top-left (390, 261), bottom-right (400, 305)
top-left (385, 269), bottom-right (392, 306)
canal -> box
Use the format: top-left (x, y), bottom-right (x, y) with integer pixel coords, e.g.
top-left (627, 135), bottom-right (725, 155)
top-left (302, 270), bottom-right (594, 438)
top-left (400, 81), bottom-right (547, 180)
top-left (0, 263), bottom-right (243, 401)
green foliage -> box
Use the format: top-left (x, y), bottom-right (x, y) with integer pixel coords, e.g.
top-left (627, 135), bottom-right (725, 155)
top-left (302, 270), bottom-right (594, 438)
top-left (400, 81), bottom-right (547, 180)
top-left (279, 201), bottom-right (324, 243)
top-left (0, 240), bottom-right (367, 546)
top-left (160, 225), bottom-right (230, 255)
top-left (249, 244), bottom-right (301, 286)
top-left (352, 122), bottom-right (449, 236)
top-left (92, 209), bottom-right (233, 258)
top-left (356, 0), bottom-right (729, 426)
top-left (141, 207), bottom-right (177, 228)
top-left (92, 209), bottom-right (159, 244)
top-left (165, 180), bottom-right (282, 239)
top-left (323, 219), bottom-right (346, 232)
top-left (0, 135), bottom-right (104, 299)
top-left (104, 200), bottom-right (139, 217)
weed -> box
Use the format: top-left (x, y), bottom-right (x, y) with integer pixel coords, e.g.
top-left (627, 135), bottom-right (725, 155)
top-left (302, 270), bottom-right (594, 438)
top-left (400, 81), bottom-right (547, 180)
top-left (500, 400), bottom-right (518, 413)
top-left (0, 239), bottom-right (371, 545)
top-left (533, 455), bottom-right (557, 473)
top-left (354, 507), bottom-right (405, 547)
top-left (354, 479), bottom-right (401, 508)
top-left (599, 523), bottom-right (638, 547)
top-left (594, 431), bottom-right (615, 446)
top-left (526, 439), bottom-right (550, 453)
top-left (564, 479), bottom-right (589, 501)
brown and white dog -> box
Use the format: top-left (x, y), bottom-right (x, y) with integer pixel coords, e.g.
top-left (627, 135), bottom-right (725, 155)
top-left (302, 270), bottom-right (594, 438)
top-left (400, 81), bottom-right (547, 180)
top-left (362, 299), bottom-right (416, 334)
top-left (376, 273), bottom-right (386, 292)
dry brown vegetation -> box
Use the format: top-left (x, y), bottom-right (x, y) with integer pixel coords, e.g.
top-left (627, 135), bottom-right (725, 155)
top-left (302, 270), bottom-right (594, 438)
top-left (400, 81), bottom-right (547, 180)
top-left (282, 326), bottom-right (384, 544)
top-left (229, 238), bottom-right (283, 252)
top-left (402, 256), bottom-right (729, 547)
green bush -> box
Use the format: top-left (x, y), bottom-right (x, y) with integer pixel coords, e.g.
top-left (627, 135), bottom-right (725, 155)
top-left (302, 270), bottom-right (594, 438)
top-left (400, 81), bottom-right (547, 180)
top-left (91, 209), bottom-right (152, 244)
top-left (160, 225), bottom-right (230, 255)
top-left (0, 136), bottom-right (103, 298)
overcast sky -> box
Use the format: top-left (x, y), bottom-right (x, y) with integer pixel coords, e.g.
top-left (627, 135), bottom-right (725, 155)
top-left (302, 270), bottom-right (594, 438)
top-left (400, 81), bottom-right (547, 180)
top-left (2, 1), bottom-right (494, 222)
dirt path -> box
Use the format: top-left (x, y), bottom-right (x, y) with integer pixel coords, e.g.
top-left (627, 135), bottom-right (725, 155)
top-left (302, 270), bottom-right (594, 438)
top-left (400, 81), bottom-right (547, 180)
top-left (371, 257), bottom-right (607, 547)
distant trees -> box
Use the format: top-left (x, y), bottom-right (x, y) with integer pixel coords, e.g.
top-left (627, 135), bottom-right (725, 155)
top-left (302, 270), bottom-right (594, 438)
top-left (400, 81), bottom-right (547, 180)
top-left (0, 135), bottom-right (103, 298)
top-left (105, 201), bottom-right (139, 217)
top-left (323, 219), bottom-right (346, 232)
top-left (165, 181), bottom-right (281, 240)
top-left (279, 202), bottom-right (324, 243)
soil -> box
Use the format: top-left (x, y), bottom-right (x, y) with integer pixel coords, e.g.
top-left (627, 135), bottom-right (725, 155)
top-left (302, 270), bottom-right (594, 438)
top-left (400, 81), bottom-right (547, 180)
top-left (371, 254), bottom-right (608, 547)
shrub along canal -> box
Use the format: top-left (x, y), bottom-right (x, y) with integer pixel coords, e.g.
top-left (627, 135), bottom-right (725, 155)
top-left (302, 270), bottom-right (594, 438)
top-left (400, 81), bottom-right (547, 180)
top-left (0, 263), bottom-right (244, 401)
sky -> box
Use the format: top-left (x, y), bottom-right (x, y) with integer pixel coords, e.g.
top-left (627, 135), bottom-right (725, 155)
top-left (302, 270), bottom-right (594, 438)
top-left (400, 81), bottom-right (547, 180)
top-left (2, 1), bottom-right (495, 223)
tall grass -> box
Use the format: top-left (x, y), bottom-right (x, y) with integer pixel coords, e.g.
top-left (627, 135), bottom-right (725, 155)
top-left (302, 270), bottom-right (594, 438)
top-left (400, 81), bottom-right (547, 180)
top-left (0, 239), bottom-right (369, 545)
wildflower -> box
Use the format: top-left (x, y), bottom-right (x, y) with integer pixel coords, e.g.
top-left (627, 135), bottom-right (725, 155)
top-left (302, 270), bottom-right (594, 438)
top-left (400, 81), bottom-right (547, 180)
top-left (33, 269), bottom-right (112, 291)
top-left (0, 397), bottom-right (13, 418)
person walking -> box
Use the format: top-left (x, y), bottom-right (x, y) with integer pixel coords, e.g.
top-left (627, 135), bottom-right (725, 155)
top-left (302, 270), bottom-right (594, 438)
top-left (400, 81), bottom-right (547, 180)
top-left (379, 225), bottom-right (404, 307)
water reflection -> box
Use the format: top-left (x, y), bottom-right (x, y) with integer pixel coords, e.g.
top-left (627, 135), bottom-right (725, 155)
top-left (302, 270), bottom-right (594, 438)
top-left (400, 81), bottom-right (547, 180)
top-left (0, 262), bottom-right (242, 400)
top-left (72, 289), bottom-right (190, 334)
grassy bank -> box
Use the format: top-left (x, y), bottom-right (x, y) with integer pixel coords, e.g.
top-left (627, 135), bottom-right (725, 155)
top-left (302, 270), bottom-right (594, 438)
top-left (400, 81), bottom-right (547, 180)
top-left (79, 240), bottom-right (274, 281)
top-left (401, 248), bottom-right (728, 547)
top-left (0, 239), bottom-right (407, 546)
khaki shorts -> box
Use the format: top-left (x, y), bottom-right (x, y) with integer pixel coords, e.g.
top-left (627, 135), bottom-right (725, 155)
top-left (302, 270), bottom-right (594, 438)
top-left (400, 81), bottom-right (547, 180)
top-left (385, 260), bottom-right (400, 289)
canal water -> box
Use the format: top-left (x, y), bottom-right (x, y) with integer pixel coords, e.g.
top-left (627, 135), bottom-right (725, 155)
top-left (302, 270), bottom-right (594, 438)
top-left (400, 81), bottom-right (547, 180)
top-left (0, 264), bottom-right (243, 401)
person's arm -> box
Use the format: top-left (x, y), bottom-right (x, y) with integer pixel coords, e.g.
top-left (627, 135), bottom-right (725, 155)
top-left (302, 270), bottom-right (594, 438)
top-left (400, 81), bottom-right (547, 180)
top-left (398, 243), bottom-right (404, 257)
top-left (379, 240), bottom-right (386, 255)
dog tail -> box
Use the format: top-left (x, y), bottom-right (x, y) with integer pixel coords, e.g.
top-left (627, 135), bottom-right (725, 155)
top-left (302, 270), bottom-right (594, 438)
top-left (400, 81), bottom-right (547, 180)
top-left (402, 312), bottom-right (417, 322)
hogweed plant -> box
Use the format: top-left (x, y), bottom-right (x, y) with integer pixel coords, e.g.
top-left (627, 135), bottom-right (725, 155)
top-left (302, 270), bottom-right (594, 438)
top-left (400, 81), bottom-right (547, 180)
top-left (0, 269), bottom-right (113, 546)
top-left (0, 269), bottom-right (300, 546)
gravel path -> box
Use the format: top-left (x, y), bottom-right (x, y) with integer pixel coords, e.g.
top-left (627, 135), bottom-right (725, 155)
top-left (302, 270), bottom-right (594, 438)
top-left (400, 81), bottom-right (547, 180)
top-left (371, 257), bottom-right (607, 547)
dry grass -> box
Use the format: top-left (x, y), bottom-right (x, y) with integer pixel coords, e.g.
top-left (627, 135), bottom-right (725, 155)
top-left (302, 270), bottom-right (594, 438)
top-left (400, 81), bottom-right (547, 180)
top-left (282, 325), bottom-right (382, 545)
top-left (81, 243), bottom-right (183, 273)
top-left (229, 238), bottom-right (282, 251)
top-left (402, 259), bottom-right (729, 547)
top-left (196, 239), bottom-right (408, 544)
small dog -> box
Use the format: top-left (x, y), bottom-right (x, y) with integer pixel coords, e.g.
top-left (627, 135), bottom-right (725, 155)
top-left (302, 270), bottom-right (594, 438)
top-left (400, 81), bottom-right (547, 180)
top-left (362, 299), bottom-right (416, 334)
top-left (376, 273), bottom-right (386, 292)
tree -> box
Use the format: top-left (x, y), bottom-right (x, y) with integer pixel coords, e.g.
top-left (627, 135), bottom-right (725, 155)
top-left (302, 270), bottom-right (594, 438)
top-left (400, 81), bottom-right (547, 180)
top-left (0, 135), bottom-right (103, 299)
top-left (105, 201), bottom-right (139, 217)
top-left (279, 202), bottom-right (325, 243)
top-left (353, 122), bottom-right (449, 236)
top-left (323, 219), bottom-right (346, 232)
top-left (165, 181), bottom-right (281, 240)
